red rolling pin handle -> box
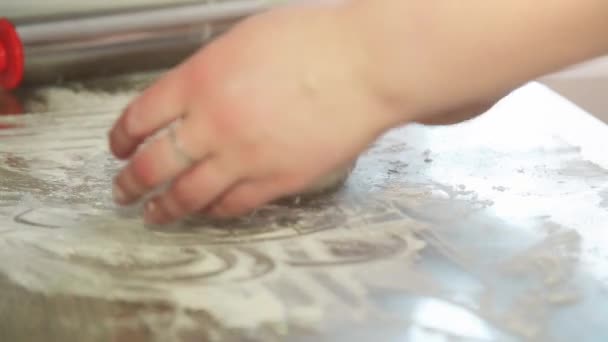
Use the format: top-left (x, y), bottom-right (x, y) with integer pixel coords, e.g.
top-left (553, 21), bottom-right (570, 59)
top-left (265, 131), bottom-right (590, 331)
top-left (0, 18), bottom-right (24, 90)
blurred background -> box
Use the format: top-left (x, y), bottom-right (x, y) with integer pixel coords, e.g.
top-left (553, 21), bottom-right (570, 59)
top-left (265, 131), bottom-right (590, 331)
top-left (542, 56), bottom-right (608, 123)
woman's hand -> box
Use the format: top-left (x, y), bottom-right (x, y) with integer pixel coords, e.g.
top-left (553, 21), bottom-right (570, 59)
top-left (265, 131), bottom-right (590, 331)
top-left (109, 0), bottom-right (608, 225)
top-left (108, 4), bottom-right (398, 224)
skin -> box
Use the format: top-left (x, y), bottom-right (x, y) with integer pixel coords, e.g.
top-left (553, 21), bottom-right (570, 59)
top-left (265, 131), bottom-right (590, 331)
top-left (109, 0), bottom-right (608, 224)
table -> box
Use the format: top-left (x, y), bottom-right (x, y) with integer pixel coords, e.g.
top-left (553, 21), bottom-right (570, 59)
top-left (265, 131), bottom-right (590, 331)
top-left (0, 71), bottom-right (607, 342)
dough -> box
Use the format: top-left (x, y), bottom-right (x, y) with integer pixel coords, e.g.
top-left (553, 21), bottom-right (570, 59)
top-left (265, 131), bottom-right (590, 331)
top-left (296, 160), bottom-right (357, 197)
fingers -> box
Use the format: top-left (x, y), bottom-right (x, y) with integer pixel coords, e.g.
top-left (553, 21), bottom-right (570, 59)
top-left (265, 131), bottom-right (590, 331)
top-left (143, 159), bottom-right (239, 224)
top-left (109, 67), bottom-right (189, 159)
top-left (113, 115), bottom-right (209, 206)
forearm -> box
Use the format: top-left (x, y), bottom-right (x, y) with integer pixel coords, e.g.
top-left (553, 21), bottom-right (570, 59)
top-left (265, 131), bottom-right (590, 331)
top-left (342, 0), bottom-right (608, 122)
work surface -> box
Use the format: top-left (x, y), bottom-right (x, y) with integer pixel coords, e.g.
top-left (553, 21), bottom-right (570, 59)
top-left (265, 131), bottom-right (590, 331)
top-left (0, 75), bottom-right (607, 342)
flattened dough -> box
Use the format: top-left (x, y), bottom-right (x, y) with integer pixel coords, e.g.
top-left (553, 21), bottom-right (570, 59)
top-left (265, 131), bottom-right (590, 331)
top-left (296, 160), bottom-right (357, 196)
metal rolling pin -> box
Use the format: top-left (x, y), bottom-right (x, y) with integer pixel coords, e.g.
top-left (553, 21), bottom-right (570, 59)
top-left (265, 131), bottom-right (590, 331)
top-left (0, 0), bottom-right (282, 89)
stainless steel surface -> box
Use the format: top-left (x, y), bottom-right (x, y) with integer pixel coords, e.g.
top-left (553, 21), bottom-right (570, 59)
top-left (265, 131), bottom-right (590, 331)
top-left (0, 75), bottom-right (607, 341)
top-left (9, 0), bottom-right (282, 85)
top-left (2, 0), bottom-right (204, 20)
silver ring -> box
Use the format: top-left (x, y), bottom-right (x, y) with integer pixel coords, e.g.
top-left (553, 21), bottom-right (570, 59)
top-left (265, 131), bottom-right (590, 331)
top-left (168, 123), bottom-right (196, 167)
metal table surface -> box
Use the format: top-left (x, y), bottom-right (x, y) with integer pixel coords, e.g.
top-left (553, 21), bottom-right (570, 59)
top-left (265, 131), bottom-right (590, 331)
top-left (0, 68), bottom-right (607, 342)
top-left (2, 0), bottom-right (206, 20)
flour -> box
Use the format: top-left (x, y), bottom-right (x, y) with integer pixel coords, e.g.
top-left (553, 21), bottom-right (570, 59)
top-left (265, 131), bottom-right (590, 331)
top-left (3, 77), bottom-right (607, 341)
top-left (0, 209), bottom-right (428, 338)
top-left (25, 87), bottom-right (136, 114)
top-left (21, 71), bottom-right (159, 114)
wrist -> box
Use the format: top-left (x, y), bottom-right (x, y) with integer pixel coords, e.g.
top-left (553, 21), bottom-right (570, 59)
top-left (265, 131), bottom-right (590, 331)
top-left (340, 0), bottom-right (453, 124)
top-left (326, 2), bottom-right (410, 131)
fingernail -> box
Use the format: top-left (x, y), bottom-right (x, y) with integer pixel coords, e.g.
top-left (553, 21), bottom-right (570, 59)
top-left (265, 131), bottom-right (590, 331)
top-left (144, 200), bottom-right (163, 224)
top-left (113, 183), bottom-right (128, 205)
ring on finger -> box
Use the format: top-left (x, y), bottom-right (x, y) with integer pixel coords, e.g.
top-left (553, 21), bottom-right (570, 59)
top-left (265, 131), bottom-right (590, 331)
top-left (168, 119), bottom-right (197, 167)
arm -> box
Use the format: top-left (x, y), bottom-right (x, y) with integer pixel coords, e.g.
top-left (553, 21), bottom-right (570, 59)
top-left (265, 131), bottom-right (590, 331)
top-left (342, 0), bottom-right (608, 123)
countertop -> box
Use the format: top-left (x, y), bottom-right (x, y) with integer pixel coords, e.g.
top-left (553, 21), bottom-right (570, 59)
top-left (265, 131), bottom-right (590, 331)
top-left (0, 73), bottom-right (607, 341)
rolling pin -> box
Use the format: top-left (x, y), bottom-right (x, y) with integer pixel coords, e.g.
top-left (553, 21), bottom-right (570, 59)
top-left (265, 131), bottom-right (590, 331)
top-left (0, 0), bottom-right (282, 90)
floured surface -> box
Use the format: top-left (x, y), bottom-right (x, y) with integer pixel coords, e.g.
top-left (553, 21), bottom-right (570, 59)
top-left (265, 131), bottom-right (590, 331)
top-left (1, 77), bottom-right (608, 342)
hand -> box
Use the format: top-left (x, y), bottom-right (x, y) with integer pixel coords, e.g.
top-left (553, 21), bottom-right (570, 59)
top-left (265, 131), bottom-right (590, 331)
top-left (108, 4), bottom-right (397, 224)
